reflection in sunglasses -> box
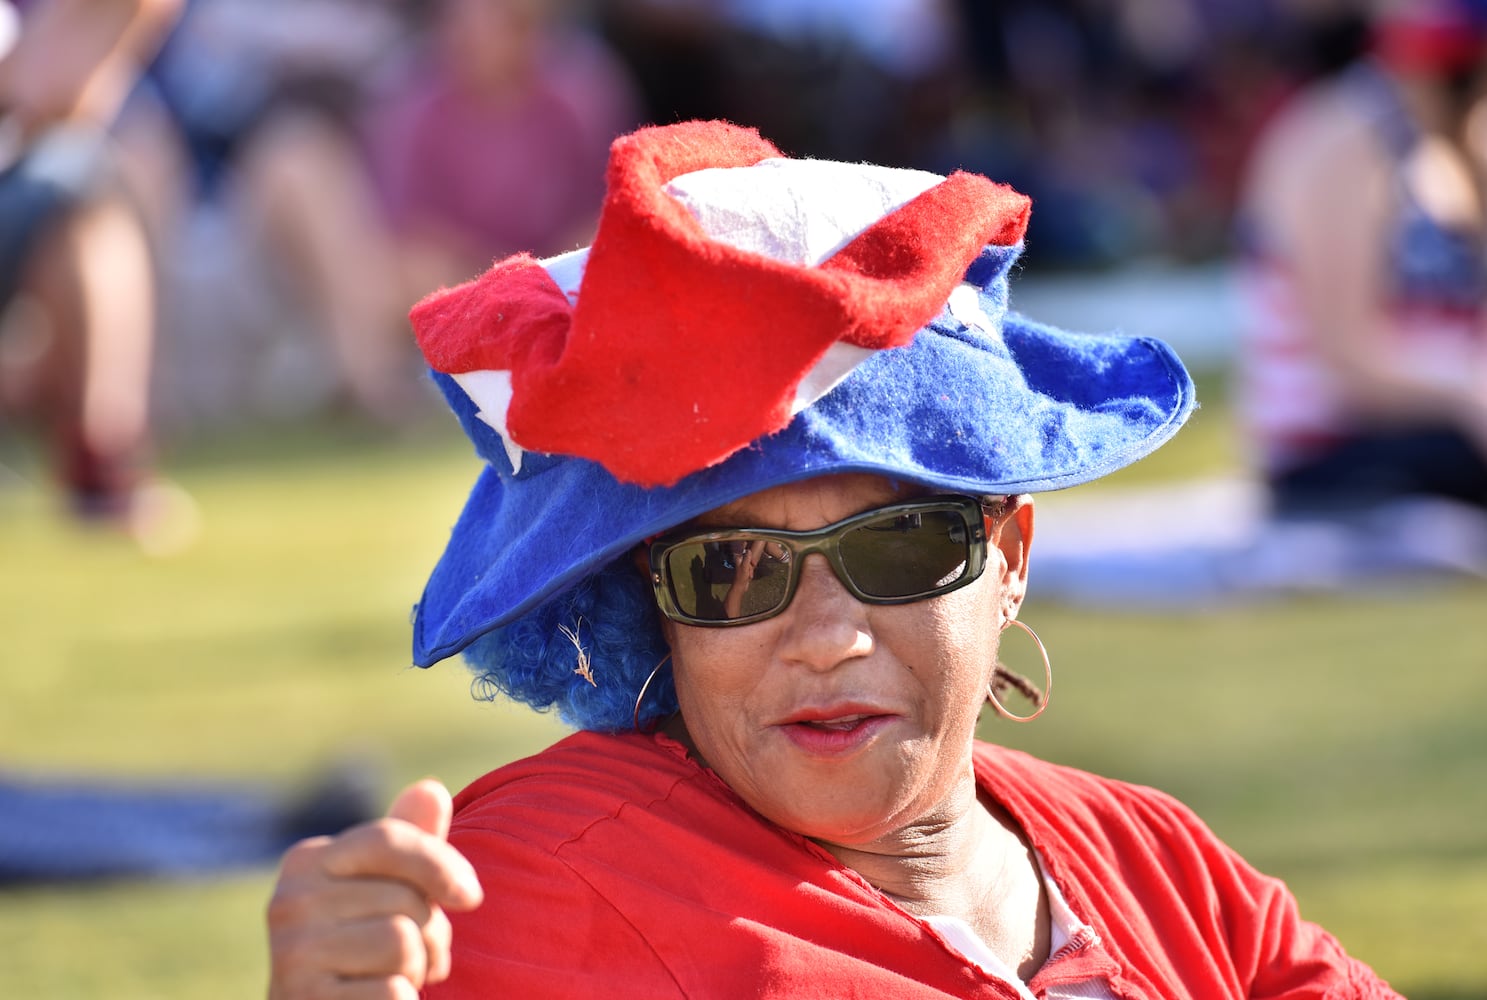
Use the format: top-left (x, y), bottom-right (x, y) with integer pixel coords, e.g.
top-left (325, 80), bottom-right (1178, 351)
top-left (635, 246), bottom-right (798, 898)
top-left (651, 496), bottom-right (991, 626)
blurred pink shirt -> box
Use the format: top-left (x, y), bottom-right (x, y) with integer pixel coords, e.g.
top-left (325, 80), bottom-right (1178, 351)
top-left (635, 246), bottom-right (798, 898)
top-left (362, 32), bottom-right (638, 262)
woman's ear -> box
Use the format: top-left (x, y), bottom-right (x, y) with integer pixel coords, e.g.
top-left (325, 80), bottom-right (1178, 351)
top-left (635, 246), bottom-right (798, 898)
top-left (989, 494), bottom-right (1034, 619)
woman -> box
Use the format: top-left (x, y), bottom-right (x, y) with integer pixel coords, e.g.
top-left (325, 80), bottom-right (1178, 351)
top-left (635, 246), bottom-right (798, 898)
top-left (267, 121), bottom-right (1399, 999)
top-left (1237, 0), bottom-right (1487, 518)
top-left (0, 0), bottom-right (181, 527)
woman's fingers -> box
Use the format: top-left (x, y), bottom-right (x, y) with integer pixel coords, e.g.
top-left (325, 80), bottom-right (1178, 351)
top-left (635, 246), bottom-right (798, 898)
top-left (272, 970), bottom-right (421, 1000)
top-left (314, 814), bottom-right (483, 911)
top-left (315, 912), bottom-right (431, 979)
top-left (423, 904), bottom-right (455, 984)
top-left (278, 882), bottom-right (451, 984)
top-left (271, 870), bottom-right (436, 927)
top-left (269, 912), bottom-right (429, 998)
top-left (267, 780), bottom-right (481, 999)
top-left (323, 981), bottom-right (421, 1000)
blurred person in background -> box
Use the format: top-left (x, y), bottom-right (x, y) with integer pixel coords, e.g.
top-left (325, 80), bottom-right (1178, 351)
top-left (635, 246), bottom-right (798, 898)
top-left (211, 0), bottom-right (640, 425)
top-left (0, 0), bottom-right (181, 531)
top-left (937, 0), bottom-right (1292, 269)
top-left (1237, 0), bottom-right (1487, 532)
top-left (0, 2), bottom-right (380, 888)
top-left (595, 0), bottom-right (959, 168)
top-left (113, 0), bottom-right (420, 427)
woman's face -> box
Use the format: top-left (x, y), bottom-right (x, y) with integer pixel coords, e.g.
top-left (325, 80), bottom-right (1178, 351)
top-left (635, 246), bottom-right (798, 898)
top-left (662, 474), bottom-right (1034, 848)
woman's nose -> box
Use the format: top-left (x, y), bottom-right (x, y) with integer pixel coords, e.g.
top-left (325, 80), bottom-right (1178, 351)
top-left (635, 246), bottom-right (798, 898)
top-left (774, 555), bottom-right (874, 670)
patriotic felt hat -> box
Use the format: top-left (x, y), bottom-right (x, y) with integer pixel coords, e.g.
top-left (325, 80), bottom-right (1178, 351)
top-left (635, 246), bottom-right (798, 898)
top-left (409, 120), bottom-right (1196, 667)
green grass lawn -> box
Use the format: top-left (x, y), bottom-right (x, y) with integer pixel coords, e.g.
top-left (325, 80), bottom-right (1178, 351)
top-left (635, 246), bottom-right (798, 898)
top-left (1, 390), bottom-right (1483, 999)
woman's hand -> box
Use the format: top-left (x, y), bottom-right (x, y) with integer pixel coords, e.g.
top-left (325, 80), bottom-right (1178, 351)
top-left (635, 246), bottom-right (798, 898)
top-left (267, 779), bottom-right (484, 999)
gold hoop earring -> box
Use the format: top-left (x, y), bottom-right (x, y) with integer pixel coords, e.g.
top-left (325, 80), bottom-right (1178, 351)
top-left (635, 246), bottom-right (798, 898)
top-left (988, 618), bottom-right (1052, 722)
top-left (632, 653), bottom-right (673, 732)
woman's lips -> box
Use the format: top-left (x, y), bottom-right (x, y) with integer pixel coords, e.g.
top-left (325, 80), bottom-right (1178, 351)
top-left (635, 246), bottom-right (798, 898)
top-left (776, 708), bottom-right (898, 756)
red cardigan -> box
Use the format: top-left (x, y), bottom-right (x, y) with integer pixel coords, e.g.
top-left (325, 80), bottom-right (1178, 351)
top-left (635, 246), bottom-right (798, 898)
top-left (428, 732), bottom-right (1399, 999)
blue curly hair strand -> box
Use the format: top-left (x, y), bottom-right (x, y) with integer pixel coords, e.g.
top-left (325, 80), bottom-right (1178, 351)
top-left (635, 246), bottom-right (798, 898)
top-left (460, 554), bottom-right (677, 733)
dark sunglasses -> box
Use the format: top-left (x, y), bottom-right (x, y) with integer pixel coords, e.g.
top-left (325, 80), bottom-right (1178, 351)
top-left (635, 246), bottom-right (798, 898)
top-left (648, 495), bottom-right (996, 626)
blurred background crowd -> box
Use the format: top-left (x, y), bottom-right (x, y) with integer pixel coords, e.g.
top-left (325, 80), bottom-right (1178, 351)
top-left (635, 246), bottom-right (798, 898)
top-left (0, 0), bottom-right (1388, 533)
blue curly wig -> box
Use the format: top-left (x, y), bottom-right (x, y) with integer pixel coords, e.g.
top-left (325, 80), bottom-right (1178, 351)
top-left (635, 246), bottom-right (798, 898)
top-left (460, 554), bottom-right (677, 733)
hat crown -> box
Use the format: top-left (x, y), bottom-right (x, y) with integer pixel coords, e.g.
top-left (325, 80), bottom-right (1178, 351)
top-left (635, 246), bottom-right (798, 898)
top-left (663, 157), bottom-right (945, 266)
top-left (412, 121), bottom-right (1029, 487)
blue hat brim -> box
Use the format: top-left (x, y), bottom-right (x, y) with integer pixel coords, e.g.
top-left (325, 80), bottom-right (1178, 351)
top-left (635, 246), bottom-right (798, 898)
top-left (412, 257), bottom-right (1196, 666)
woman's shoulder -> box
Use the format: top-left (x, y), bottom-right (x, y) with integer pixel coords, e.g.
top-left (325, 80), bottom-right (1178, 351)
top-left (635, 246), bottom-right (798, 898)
top-left (434, 733), bottom-right (718, 998)
top-left (449, 730), bottom-right (720, 849)
top-left (974, 743), bottom-right (1284, 930)
top-left (973, 742), bottom-right (1214, 844)
top-left (971, 752), bottom-right (1399, 997)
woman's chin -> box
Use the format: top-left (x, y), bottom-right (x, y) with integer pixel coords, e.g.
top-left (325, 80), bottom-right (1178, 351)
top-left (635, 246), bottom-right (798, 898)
top-left (747, 762), bottom-right (919, 846)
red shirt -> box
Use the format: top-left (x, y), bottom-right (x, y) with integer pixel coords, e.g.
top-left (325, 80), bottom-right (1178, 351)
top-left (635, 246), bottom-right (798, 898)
top-left (430, 732), bottom-right (1399, 998)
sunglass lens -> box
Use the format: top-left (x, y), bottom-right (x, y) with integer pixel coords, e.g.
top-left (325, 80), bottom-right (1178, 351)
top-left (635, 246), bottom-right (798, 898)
top-left (840, 509), bottom-right (970, 598)
top-left (663, 538), bottom-right (792, 622)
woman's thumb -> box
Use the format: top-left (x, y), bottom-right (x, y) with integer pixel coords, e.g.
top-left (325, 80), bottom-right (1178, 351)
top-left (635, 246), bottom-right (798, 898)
top-left (385, 778), bottom-right (453, 840)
